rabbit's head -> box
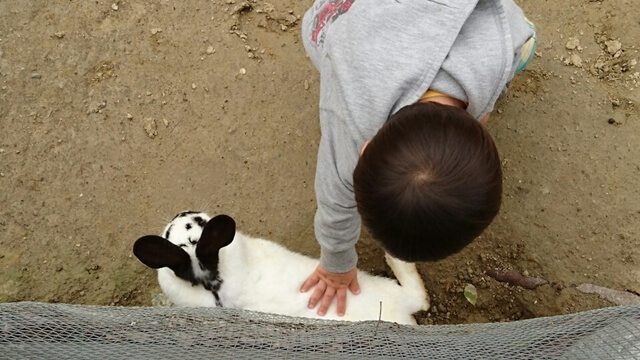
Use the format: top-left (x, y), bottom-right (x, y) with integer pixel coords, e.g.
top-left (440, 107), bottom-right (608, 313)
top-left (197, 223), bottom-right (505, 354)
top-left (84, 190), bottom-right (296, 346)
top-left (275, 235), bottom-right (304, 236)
top-left (133, 212), bottom-right (236, 297)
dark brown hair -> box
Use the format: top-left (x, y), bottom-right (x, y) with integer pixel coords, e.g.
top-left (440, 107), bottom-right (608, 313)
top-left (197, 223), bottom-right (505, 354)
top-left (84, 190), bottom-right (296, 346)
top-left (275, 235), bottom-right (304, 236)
top-left (353, 102), bottom-right (502, 262)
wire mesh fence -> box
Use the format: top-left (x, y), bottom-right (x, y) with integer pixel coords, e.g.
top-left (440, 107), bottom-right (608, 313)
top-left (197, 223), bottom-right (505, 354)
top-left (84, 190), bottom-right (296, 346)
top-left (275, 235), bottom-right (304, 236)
top-left (1, 302), bottom-right (639, 359)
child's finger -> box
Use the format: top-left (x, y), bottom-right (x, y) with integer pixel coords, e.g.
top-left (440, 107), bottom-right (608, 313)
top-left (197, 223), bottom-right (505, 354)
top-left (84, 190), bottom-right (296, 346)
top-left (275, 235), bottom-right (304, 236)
top-left (307, 280), bottom-right (326, 309)
top-left (317, 286), bottom-right (336, 316)
top-left (336, 288), bottom-right (347, 316)
top-left (349, 277), bottom-right (361, 295)
top-left (300, 272), bottom-right (320, 293)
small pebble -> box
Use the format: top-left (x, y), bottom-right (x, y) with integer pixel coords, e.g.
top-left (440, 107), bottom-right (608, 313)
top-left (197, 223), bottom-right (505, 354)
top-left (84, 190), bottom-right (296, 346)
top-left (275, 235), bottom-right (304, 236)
top-left (143, 118), bottom-right (158, 138)
top-left (608, 118), bottom-right (616, 124)
top-left (111, 3), bottom-right (118, 11)
top-left (568, 54), bottom-right (582, 67)
top-left (30, 73), bottom-right (41, 79)
top-left (605, 40), bottom-right (622, 55)
top-left (565, 37), bottom-right (580, 50)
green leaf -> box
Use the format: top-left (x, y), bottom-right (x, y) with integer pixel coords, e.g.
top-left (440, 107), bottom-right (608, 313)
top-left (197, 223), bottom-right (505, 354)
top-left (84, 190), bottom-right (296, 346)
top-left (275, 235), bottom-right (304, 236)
top-left (464, 283), bottom-right (477, 306)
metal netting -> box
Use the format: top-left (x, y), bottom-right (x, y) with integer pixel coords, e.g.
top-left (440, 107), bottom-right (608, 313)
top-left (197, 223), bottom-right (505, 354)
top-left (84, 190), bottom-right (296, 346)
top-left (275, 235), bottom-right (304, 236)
top-left (1, 302), bottom-right (639, 359)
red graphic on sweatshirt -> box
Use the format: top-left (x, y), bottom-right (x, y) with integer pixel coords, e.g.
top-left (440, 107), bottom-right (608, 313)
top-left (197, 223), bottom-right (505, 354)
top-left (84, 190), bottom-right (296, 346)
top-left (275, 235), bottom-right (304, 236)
top-left (311, 0), bottom-right (354, 44)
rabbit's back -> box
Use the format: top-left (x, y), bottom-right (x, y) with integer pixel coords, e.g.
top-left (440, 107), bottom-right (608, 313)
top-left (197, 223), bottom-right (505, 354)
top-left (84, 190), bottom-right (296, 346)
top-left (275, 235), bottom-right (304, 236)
top-left (217, 233), bottom-right (421, 324)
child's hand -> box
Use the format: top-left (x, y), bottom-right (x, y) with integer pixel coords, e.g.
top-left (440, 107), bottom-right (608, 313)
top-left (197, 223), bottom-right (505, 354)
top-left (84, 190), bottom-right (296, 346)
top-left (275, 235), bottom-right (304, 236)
top-left (300, 265), bottom-right (361, 316)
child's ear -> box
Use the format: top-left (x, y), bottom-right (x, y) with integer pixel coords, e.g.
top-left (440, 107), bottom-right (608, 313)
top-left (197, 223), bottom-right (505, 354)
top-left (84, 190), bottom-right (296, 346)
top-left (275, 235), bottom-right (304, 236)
top-left (360, 140), bottom-right (371, 156)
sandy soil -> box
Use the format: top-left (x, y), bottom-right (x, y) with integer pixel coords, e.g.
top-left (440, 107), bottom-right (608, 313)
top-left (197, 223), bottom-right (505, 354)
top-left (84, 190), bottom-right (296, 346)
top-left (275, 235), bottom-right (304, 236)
top-left (1, 0), bottom-right (639, 325)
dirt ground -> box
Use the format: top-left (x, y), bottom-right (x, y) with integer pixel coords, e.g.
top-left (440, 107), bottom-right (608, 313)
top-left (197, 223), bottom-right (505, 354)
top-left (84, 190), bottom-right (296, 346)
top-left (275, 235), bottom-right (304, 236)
top-left (1, 0), bottom-right (639, 325)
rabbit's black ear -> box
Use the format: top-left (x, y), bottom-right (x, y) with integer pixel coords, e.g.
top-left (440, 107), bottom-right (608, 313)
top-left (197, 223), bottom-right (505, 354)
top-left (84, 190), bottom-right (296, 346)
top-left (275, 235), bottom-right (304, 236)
top-left (134, 235), bottom-right (190, 270)
top-left (196, 214), bottom-right (236, 259)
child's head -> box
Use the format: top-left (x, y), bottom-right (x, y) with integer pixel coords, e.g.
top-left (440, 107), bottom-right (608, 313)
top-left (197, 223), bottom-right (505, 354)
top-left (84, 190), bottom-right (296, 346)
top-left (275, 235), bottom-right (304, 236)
top-left (353, 102), bottom-right (502, 262)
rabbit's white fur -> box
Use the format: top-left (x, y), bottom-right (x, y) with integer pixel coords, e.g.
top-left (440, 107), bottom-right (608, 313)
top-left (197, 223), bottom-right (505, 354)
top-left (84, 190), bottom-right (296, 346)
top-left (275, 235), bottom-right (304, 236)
top-left (145, 212), bottom-right (430, 325)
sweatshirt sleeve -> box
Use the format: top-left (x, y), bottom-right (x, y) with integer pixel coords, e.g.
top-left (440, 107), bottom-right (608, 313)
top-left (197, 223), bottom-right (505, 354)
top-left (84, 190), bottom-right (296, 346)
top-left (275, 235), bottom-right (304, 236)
top-left (313, 107), bottom-right (362, 274)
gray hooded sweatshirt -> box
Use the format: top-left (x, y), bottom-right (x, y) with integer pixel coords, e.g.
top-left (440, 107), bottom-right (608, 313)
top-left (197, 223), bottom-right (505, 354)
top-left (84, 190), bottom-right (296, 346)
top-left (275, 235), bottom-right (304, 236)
top-left (301, 0), bottom-right (534, 273)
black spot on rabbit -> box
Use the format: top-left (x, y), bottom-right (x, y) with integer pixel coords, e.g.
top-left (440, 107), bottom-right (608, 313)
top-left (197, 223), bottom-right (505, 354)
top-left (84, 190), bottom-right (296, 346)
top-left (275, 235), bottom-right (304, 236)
top-left (176, 211), bottom-right (197, 219)
top-left (194, 216), bottom-right (206, 227)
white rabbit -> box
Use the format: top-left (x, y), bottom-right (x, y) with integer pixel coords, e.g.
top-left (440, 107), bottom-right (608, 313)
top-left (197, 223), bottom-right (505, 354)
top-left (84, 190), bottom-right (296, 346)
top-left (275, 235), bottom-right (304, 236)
top-left (133, 211), bottom-right (430, 325)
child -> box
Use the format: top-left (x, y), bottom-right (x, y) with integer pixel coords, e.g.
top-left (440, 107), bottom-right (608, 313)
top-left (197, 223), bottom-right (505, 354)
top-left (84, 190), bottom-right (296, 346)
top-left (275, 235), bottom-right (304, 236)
top-left (299, 0), bottom-right (537, 317)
